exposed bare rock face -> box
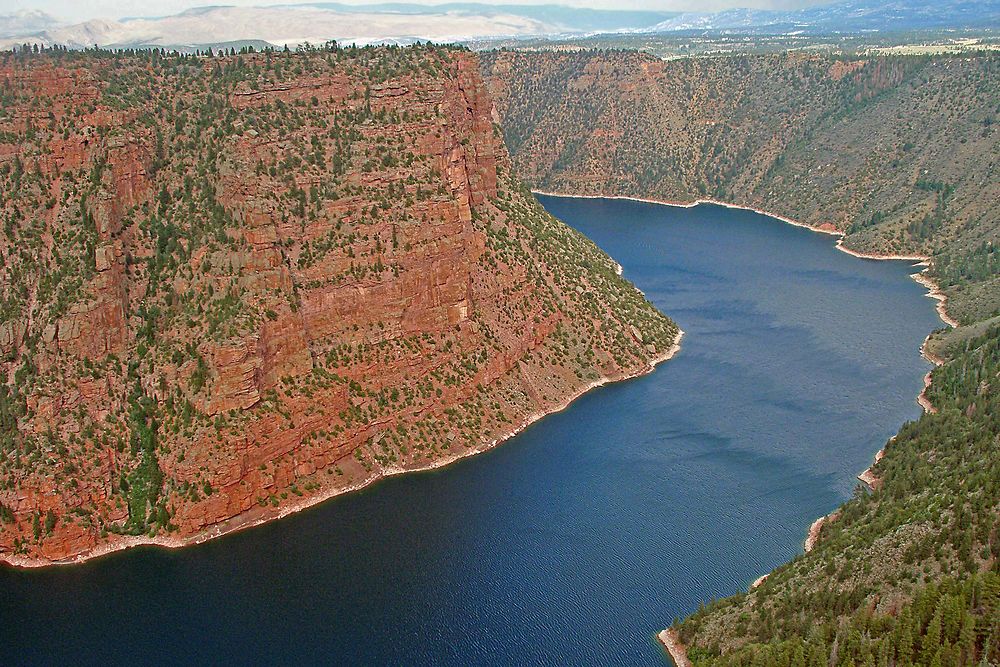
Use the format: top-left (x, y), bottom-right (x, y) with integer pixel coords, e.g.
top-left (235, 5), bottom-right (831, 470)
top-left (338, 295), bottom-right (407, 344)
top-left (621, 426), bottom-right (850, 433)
top-left (0, 46), bottom-right (678, 565)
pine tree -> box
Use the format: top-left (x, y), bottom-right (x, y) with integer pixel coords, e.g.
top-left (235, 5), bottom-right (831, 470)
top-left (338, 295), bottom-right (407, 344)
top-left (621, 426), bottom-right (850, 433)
top-left (923, 609), bottom-right (943, 664)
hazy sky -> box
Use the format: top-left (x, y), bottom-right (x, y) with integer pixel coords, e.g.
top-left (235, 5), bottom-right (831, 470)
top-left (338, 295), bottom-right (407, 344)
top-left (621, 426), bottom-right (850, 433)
top-left (8, 0), bottom-right (830, 23)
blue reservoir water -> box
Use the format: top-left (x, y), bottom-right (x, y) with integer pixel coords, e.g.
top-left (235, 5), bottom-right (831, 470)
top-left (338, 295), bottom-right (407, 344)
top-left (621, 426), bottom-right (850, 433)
top-left (0, 198), bottom-right (942, 665)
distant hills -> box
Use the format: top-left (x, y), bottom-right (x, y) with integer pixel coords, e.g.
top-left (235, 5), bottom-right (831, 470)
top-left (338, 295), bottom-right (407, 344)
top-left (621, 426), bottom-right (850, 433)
top-left (0, 0), bottom-right (997, 51)
top-left (297, 3), bottom-right (679, 33)
top-left (0, 5), bottom-right (551, 50)
top-left (0, 3), bottom-right (677, 51)
top-left (646, 0), bottom-right (1000, 34)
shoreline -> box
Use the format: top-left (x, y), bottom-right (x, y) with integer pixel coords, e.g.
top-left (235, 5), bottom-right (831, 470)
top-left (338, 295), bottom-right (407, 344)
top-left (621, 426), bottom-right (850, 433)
top-left (657, 628), bottom-right (693, 667)
top-left (532, 189), bottom-right (959, 329)
top-left (916, 371), bottom-right (938, 414)
top-left (857, 332), bottom-right (947, 491)
top-left (804, 511), bottom-right (841, 553)
top-left (532, 190), bottom-right (842, 237)
top-left (2, 331), bottom-right (684, 569)
top-left (533, 190), bottom-right (960, 663)
top-left (910, 271), bottom-right (960, 329)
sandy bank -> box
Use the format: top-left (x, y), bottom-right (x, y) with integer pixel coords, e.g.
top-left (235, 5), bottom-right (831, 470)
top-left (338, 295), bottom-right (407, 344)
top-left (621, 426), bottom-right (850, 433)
top-left (857, 444), bottom-right (886, 491)
top-left (2, 331), bottom-right (684, 569)
top-left (911, 272), bottom-right (960, 329)
top-left (916, 372), bottom-right (938, 414)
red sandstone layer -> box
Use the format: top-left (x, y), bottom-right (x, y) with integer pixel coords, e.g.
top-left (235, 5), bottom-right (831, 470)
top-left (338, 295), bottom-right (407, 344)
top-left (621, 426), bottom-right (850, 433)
top-left (0, 48), bottom-right (679, 566)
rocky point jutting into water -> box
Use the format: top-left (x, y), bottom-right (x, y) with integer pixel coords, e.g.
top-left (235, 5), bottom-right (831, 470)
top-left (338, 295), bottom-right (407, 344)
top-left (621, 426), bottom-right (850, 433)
top-left (0, 45), bottom-right (678, 566)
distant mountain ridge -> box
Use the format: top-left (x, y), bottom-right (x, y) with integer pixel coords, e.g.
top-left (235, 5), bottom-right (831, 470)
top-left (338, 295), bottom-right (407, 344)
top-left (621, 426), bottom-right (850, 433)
top-left (647, 0), bottom-right (1000, 34)
top-left (0, 3), bottom-right (678, 51)
top-left (294, 3), bottom-right (679, 33)
top-left (5, 0), bottom-right (999, 52)
top-left (0, 6), bottom-right (543, 50)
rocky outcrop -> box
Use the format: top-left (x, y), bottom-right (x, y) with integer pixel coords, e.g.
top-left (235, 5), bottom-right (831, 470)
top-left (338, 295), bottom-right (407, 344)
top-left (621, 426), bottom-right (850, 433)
top-left (55, 266), bottom-right (129, 359)
top-left (207, 339), bottom-right (264, 415)
top-left (0, 46), bottom-right (678, 566)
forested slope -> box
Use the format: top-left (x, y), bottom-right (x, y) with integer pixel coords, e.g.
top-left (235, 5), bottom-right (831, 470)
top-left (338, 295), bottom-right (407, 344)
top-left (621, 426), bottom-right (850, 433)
top-left (482, 50), bottom-right (1000, 324)
top-left (676, 326), bottom-right (1000, 665)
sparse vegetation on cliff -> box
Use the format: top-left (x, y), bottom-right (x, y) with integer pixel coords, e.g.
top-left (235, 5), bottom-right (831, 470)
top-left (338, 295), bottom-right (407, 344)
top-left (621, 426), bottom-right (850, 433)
top-left (0, 44), bottom-right (677, 565)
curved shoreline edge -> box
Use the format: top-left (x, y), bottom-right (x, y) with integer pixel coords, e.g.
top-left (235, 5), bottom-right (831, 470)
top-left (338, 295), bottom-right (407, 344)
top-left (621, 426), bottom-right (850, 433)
top-left (533, 189), bottom-right (959, 327)
top-left (1, 330), bottom-right (684, 569)
top-left (529, 190), bottom-right (957, 666)
top-left (657, 629), bottom-right (693, 667)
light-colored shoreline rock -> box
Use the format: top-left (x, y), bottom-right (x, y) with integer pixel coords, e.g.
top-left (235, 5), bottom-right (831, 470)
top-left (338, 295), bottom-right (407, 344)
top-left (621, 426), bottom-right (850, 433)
top-left (2, 330), bottom-right (684, 569)
top-left (804, 510), bottom-right (841, 553)
top-left (657, 628), bottom-right (692, 667)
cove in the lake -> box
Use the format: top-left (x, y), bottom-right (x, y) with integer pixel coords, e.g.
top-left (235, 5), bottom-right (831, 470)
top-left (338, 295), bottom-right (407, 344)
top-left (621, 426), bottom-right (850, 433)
top-left (0, 197), bottom-right (942, 666)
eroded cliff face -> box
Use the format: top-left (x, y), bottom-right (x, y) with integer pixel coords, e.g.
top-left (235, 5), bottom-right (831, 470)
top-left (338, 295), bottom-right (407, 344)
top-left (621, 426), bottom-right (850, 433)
top-left (0, 46), bottom-right (677, 564)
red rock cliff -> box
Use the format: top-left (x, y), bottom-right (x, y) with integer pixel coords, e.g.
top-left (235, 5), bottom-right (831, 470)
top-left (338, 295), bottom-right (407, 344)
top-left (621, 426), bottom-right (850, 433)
top-left (0, 46), bottom-right (677, 565)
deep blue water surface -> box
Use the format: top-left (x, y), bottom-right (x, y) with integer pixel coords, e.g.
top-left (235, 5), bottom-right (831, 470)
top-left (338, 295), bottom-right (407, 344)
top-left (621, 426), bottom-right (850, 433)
top-left (0, 198), bottom-right (942, 665)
